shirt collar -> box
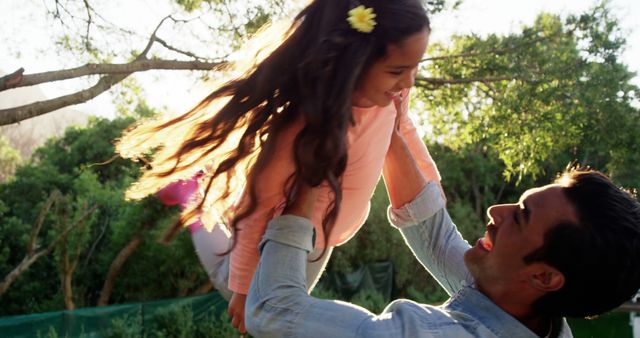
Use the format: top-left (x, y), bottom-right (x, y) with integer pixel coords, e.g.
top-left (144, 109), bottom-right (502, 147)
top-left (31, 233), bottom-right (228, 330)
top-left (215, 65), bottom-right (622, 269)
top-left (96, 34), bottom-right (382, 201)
top-left (443, 286), bottom-right (573, 338)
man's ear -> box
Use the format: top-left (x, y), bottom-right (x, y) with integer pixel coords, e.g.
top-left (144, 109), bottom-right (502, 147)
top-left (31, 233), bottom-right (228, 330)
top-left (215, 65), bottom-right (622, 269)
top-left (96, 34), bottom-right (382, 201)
top-left (528, 263), bottom-right (565, 292)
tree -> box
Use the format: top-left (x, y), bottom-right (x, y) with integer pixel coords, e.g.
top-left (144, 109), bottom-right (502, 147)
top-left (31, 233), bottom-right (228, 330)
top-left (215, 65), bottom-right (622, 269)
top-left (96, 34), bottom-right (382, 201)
top-left (0, 0), bottom-right (454, 125)
top-left (417, 3), bottom-right (640, 184)
top-left (0, 191), bottom-right (95, 298)
top-left (0, 112), bottom-right (206, 315)
top-left (3, 0), bottom-right (639, 317)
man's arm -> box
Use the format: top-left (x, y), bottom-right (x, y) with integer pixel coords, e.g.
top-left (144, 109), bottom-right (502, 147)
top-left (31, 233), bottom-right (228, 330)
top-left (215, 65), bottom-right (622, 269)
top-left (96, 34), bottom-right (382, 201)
top-left (383, 123), bottom-right (472, 295)
top-left (389, 183), bottom-right (472, 295)
top-left (245, 215), bottom-right (377, 337)
top-left (244, 189), bottom-right (470, 337)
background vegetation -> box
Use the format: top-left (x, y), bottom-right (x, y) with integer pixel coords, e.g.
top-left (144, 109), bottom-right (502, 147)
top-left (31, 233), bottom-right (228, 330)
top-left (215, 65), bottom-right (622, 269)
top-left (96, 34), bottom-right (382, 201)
top-left (1, 0), bottom-right (638, 337)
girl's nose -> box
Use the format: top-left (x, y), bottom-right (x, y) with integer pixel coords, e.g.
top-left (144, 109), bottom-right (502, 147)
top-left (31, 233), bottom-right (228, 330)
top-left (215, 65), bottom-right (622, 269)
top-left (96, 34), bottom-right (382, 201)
top-left (400, 68), bottom-right (417, 89)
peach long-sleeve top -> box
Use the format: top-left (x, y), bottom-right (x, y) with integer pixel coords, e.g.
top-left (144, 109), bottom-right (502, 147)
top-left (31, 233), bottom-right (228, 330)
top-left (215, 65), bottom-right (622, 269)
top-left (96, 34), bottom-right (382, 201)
top-left (229, 93), bottom-right (440, 294)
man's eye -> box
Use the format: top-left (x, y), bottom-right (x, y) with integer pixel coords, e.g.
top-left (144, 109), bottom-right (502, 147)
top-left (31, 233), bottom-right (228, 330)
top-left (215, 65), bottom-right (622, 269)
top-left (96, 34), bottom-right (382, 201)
top-left (513, 212), bottom-right (519, 225)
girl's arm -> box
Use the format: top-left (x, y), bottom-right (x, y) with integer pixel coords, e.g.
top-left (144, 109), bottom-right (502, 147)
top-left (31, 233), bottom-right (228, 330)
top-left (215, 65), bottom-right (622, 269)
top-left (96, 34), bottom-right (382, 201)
top-left (229, 118), bottom-right (304, 295)
top-left (227, 118), bottom-right (304, 333)
top-left (383, 89), bottom-right (441, 208)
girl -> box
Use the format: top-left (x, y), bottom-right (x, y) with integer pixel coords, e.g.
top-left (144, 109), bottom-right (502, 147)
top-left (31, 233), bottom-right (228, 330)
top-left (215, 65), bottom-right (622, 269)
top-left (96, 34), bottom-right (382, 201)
top-left (117, 0), bottom-right (440, 332)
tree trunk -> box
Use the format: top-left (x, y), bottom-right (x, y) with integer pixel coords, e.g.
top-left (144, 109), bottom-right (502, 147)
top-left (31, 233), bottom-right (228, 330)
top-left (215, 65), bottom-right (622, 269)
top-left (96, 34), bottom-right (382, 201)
top-left (97, 234), bottom-right (145, 306)
top-left (62, 266), bottom-right (76, 310)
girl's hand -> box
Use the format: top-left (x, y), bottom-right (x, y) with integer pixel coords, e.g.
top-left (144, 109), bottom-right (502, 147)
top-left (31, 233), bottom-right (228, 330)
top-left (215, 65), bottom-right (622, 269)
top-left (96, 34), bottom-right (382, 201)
top-left (228, 292), bottom-right (247, 334)
top-left (392, 92), bottom-right (447, 203)
top-left (393, 91), bottom-right (407, 132)
top-left (390, 93), bottom-right (407, 149)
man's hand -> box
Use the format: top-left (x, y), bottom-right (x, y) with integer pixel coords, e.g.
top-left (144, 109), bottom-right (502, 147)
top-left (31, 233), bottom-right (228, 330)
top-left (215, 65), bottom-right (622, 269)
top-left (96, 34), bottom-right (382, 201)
top-left (228, 292), bottom-right (247, 333)
top-left (230, 184), bottom-right (318, 334)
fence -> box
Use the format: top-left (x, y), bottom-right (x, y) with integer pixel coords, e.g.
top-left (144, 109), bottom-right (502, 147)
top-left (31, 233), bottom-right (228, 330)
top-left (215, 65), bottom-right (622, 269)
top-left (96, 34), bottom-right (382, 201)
top-left (0, 292), bottom-right (227, 338)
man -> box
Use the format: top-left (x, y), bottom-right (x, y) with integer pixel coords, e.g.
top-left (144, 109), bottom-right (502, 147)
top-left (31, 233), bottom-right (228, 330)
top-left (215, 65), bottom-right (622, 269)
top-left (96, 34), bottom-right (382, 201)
top-left (244, 125), bottom-right (640, 337)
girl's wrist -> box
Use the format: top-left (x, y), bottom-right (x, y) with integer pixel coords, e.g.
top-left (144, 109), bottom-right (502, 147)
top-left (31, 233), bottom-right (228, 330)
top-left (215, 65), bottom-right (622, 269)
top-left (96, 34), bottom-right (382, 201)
top-left (388, 129), bottom-right (407, 154)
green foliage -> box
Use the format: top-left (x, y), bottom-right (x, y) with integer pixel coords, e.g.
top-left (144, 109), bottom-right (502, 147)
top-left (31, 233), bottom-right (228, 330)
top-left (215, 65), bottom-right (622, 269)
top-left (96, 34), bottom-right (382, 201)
top-left (3, 3), bottom-right (639, 332)
top-left (329, 181), bottom-right (429, 293)
top-left (37, 327), bottom-right (88, 338)
top-left (175, 0), bottom-right (205, 12)
top-left (329, 180), bottom-right (459, 303)
top-left (0, 116), bottom-right (207, 315)
top-left (29, 304), bottom-right (241, 338)
top-left (105, 314), bottom-right (144, 338)
top-left (406, 286), bottom-right (448, 305)
top-left (567, 312), bottom-right (633, 338)
top-left (350, 289), bottom-right (387, 314)
top-left (113, 81), bottom-right (155, 119)
top-left (148, 305), bottom-right (240, 338)
top-left (0, 135), bottom-right (21, 182)
top-left (105, 305), bottom-right (241, 338)
top-left (310, 286), bottom-right (340, 300)
top-left (419, 3), bottom-right (640, 185)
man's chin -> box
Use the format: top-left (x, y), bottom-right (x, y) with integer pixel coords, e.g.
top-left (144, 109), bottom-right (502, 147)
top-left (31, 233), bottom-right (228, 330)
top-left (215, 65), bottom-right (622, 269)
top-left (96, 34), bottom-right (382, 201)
top-left (463, 247), bottom-right (485, 277)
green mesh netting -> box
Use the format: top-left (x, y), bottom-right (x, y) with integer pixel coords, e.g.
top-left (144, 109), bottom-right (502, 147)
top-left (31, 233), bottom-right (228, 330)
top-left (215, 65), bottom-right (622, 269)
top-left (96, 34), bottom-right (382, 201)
top-left (0, 292), bottom-right (228, 338)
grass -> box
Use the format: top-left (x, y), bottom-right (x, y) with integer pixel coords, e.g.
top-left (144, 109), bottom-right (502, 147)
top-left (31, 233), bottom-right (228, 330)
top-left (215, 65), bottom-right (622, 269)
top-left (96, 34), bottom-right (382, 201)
top-left (568, 312), bottom-right (634, 338)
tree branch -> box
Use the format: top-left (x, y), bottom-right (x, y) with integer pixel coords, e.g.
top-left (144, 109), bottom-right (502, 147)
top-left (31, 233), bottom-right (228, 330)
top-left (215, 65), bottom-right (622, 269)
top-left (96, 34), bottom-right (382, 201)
top-left (153, 36), bottom-right (211, 61)
top-left (27, 191), bottom-right (62, 256)
top-left (0, 60), bottom-right (222, 126)
top-left (0, 72), bottom-right (128, 125)
top-left (415, 75), bottom-right (518, 88)
top-left (0, 68), bottom-right (25, 91)
top-left (97, 233), bottom-right (145, 306)
top-left (82, 0), bottom-right (93, 51)
top-left (0, 12), bottom-right (228, 126)
top-left (422, 29), bottom-right (571, 63)
top-left (2, 60), bottom-right (224, 91)
top-left (0, 203), bottom-right (97, 296)
top-left (82, 215), bottom-right (109, 267)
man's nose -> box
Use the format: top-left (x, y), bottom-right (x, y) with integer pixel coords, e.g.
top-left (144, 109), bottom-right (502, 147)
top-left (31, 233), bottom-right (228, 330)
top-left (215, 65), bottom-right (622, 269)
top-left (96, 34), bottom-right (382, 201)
top-left (487, 205), bottom-right (504, 226)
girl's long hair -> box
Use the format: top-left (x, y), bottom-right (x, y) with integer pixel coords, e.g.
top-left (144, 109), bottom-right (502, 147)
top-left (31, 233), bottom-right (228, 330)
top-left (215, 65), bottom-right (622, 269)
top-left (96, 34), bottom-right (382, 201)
top-left (117, 0), bottom-right (430, 245)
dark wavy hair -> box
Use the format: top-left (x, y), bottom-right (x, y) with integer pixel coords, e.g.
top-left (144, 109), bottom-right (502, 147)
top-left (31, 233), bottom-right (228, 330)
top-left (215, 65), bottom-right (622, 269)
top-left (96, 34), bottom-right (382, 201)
top-left (117, 0), bottom-right (430, 245)
top-left (524, 170), bottom-right (640, 317)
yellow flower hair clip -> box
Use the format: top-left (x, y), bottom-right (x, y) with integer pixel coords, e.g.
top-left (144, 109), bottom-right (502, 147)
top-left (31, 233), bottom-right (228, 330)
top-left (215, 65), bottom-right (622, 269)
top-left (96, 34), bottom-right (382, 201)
top-left (347, 5), bottom-right (377, 33)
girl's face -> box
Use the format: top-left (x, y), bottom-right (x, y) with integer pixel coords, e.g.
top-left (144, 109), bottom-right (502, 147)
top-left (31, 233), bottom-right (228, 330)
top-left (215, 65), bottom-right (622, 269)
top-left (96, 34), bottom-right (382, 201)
top-left (352, 29), bottom-right (429, 108)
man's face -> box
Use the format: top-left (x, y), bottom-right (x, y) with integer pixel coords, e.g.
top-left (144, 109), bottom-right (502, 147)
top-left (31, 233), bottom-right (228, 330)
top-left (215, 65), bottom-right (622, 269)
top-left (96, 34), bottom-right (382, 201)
top-left (464, 184), bottom-right (579, 294)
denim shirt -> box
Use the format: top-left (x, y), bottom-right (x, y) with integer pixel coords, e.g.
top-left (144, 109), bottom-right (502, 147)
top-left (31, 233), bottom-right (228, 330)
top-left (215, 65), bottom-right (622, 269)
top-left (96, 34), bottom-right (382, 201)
top-left (245, 182), bottom-right (573, 338)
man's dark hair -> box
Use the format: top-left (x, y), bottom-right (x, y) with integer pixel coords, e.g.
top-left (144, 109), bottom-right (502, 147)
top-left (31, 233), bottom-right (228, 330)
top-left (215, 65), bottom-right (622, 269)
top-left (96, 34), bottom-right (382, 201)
top-left (524, 170), bottom-right (640, 317)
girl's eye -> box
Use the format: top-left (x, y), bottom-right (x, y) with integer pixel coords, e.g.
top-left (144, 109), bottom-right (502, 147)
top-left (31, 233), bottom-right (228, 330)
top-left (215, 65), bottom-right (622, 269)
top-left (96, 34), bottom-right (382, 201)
top-left (388, 70), bottom-right (403, 76)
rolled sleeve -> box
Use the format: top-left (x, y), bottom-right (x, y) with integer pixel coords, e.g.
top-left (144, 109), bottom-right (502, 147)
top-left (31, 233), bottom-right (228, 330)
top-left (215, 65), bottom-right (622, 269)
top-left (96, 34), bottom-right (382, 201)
top-left (259, 215), bottom-right (315, 253)
top-left (388, 181), bottom-right (446, 229)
